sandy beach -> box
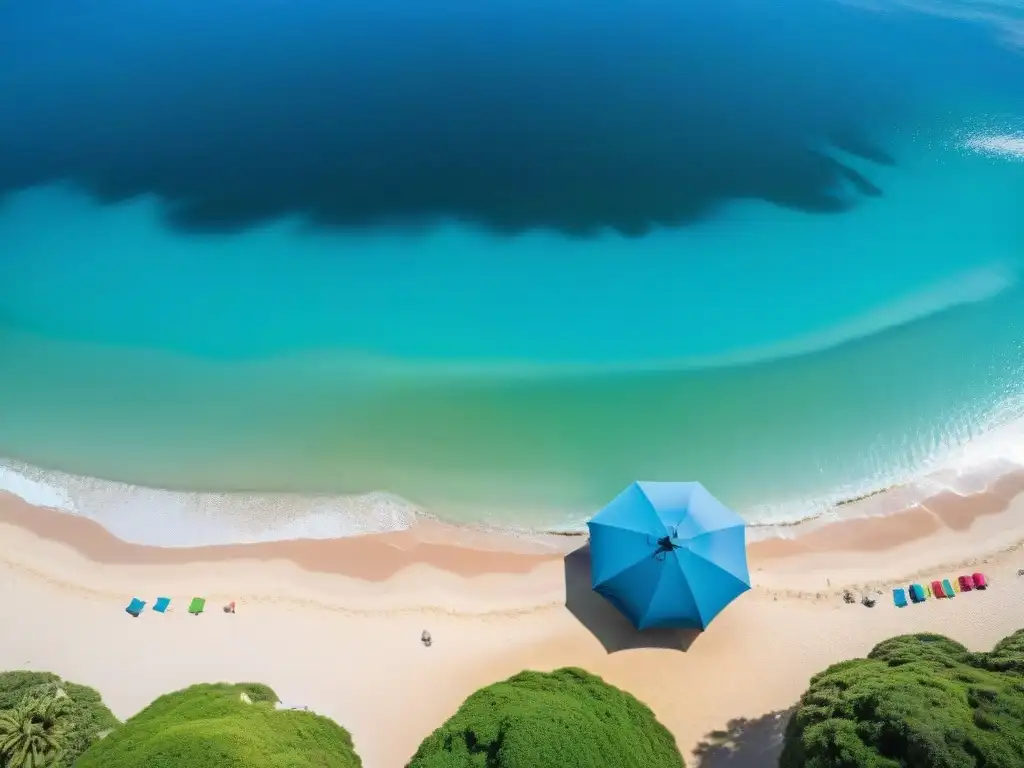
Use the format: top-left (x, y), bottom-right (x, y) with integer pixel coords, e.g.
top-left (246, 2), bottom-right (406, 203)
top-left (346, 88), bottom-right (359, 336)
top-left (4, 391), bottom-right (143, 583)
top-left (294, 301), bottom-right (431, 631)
top-left (3, 471), bottom-right (1024, 767)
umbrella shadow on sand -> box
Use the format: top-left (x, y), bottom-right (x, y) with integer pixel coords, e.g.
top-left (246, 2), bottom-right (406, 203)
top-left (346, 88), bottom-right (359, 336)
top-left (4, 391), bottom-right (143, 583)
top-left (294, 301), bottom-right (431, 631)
top-left (691, 708), bottom-right (795, 767)
top-left (563, 545), bottom-right (701, 653)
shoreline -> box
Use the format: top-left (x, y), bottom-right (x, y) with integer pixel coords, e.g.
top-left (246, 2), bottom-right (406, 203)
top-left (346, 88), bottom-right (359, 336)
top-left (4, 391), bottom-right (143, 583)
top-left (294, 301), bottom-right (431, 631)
top-left (4, 465), bottom-right (1024, 593)
top-left (4, 428), bottom-right (1024, 550)
top-left (3, 472), bottom-right (1024, 766)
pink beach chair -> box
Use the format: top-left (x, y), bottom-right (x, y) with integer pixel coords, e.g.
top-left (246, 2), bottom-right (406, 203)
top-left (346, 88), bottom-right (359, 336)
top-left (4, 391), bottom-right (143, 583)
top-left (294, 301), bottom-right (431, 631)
top-left (972, 572), bottom-right (988, 589)
top-left (958, 575), bottom-right (974, 592)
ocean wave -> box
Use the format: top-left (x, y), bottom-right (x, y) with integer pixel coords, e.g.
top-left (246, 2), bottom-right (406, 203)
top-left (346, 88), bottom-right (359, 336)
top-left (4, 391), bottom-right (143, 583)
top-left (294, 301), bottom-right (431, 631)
top-left (3, 395), bottom-right (1024, 547)
top-left (744, 398), bottom-right (1024, 539)
top-left (307, 263), bottom-right (1018, 381)
top-left (844, 0), bottom-right (1024, 49)
top-left (0, 460), bottom-right (418, 547)
top-left (964, 133), bottom-right (1024, 160)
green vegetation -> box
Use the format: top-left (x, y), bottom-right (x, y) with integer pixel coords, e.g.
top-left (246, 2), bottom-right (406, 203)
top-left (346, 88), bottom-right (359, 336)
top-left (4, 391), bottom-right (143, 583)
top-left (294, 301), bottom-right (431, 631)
top-left (75, 682), bottom-right (361, 768)
top-left (780, 631), bottom-right (1024, 767)
top-left (407, 667), bottom-right (684, 768)
top-left (0, 671), bottom-right (118, 768)
top-left (0, 697), bottom-right (68, 768)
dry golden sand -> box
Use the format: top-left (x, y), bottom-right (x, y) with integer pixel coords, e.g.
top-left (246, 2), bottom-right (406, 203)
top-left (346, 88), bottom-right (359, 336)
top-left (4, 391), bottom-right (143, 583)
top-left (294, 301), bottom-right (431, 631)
top-left (2, 473), bottom-right (1024, 767)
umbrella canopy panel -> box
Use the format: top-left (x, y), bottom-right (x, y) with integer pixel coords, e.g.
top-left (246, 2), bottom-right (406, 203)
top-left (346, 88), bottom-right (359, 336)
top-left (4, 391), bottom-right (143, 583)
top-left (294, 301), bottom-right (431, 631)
top-left (587, 481), bottom-right (750, 630)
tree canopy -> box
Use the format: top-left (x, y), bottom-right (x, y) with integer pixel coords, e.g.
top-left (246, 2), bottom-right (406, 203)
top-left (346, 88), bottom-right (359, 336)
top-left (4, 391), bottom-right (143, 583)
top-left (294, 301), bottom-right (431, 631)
top-left (406, 666), bottom-right (684, 768)
top-left (75, 682), bottom-right (361, 768)
top-left (780, 630), bottom-right (1024, 768)
top-left (0, 671), bottom-right (118, 768)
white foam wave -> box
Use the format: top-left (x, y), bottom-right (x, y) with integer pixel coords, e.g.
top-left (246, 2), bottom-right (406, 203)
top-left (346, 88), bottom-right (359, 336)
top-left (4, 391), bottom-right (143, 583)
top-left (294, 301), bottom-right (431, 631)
top-left (0, 461), bottom-right (418, 546)
top-left (964, 133), bottom-right (1024, 160)
top-left (745, 397), bottom-right (1024, 539)
top-left (957, 110), bottom-right (1024, 161)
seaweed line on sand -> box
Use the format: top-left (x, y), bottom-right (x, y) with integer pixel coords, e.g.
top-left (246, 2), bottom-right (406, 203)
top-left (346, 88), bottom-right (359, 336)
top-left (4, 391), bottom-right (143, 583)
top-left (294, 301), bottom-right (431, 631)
top-left (1, 534), bottom-right (1023, 618)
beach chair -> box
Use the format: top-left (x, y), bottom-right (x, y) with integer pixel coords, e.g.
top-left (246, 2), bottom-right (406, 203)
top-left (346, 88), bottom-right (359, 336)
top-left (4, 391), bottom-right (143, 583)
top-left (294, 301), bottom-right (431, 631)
top-left (188, 597), bottom-right (206, 615)
top-left (958, 575), bottom-right (974, 592)
top-left (153, 597), bottom-right (171, 613)
top-left (892, 587), bottom-right (908, 608)
top-left (942, 579), bottom-right (955, 597)
top-left (909, 584), bottom-right (926, 603)
top-left (931, 580), bottom-right (946, 598)
top-left (972, 572), bottom-right (988, 589)
top-left (125, 598), bottom-right (146, 617)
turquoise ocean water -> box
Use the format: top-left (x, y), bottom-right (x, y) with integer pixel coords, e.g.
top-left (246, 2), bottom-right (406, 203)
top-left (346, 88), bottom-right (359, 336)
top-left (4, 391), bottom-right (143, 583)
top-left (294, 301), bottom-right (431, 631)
top-left (0, 0), bottom-right (1022, 544)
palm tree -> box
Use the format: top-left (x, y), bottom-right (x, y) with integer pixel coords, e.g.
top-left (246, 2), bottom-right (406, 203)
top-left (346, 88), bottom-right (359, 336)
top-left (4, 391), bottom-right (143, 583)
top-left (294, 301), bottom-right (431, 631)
top-left (0, 697), bottom-right (69, 768)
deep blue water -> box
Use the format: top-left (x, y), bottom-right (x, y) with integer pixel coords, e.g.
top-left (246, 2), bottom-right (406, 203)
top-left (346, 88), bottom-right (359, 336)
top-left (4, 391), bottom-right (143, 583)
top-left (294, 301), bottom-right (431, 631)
top-left (1, 0), bottom-right (1016, 241)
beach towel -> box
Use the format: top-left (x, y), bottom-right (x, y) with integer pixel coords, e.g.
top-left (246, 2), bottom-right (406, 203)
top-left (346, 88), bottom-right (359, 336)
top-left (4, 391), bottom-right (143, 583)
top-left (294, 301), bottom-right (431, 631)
top-left (126, 598), bottom-right (146, 617)
top-left (942, 579), bottom-right (955, 597)
top-left (188, 597), bottom-right (206, 615)
top-left (931, 580), bottom-right (946, 598)
top-left (153, 597), bottom-right (171, 613)
top-left (958, 575), bottom-right (974, 592)
top-left (972, 572), bottom-right (988, 589)
top-left (893, 588), bottom-right (908, 608)
top-left (910, 584), bottom-right (926, 603)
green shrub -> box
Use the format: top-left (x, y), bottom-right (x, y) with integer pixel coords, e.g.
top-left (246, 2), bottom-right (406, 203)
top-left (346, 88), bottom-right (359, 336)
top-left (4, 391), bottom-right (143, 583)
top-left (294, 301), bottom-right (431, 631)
top-left (780, 630), bottom-right (1024, 768)
top-left (0, 672), bottom-right (63, 711)
top-left (0, 670), bottom-right (118, 767)
top-left (75, 682), bottom-right (361, 768)
top-left (407, 667), bottom-right (684, 768)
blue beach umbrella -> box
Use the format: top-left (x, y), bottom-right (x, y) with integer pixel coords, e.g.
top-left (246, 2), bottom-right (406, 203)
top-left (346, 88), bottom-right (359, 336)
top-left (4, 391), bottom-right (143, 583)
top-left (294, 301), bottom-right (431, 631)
top-left (587, 481), bottom-right (750, 630)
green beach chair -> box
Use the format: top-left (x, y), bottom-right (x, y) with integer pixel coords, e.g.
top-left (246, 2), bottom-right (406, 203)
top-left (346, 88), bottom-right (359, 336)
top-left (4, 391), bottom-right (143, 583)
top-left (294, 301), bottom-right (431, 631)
top-left (188, 597), bottom-right (206, 615)
top-left (942, 578), bottom-right (956, 597)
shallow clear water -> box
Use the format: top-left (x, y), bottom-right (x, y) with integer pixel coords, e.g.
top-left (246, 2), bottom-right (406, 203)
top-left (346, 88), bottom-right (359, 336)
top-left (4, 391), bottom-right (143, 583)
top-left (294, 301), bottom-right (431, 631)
top-left (0, 0), bottom-right (1022, 543)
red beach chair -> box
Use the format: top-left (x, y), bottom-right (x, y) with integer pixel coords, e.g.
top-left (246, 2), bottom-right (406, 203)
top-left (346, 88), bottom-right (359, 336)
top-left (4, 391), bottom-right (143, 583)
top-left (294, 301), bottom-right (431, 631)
top-left (958, 575), bottom-right (974, 592)
top-left (931, 580), bottom-right (946, 598)
top-left (972, 572), bottom-right (988, 589)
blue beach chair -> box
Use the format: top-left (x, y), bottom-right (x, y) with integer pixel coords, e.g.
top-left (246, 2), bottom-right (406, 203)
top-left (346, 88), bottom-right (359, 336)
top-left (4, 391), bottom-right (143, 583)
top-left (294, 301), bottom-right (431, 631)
top-left (942, 579), bottom-right (956, 598)
top-left (126, 598), bottom-right (146, 617)
top-left (909, 584), bottom-right (926, 603)
top-left (893, 587), bottom-right (908, 608)
top-left (153, 597), bottom-right (171, 613)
